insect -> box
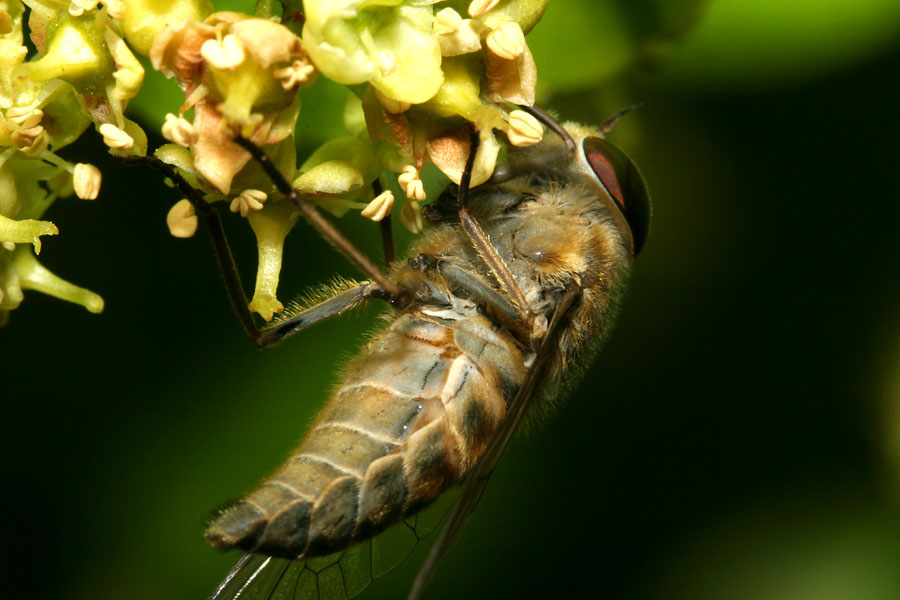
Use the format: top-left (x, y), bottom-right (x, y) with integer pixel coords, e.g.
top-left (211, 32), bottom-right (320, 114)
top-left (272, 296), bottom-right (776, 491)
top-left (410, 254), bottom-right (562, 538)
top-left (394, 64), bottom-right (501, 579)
top-left (163, 106), bottom-right (649, 599)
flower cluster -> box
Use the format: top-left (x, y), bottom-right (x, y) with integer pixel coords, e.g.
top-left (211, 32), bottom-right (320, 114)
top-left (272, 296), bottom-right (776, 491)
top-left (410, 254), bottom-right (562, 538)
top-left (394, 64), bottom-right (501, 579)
top-left (1, 0), bottom-right (148, 322)
top-left (1, 0), bottom-right (549, 324)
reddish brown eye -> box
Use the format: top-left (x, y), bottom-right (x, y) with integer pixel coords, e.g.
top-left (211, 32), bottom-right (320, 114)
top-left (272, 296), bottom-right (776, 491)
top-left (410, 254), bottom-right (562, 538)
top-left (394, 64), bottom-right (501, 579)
top-left (583, 137), bottom-right (651, 256)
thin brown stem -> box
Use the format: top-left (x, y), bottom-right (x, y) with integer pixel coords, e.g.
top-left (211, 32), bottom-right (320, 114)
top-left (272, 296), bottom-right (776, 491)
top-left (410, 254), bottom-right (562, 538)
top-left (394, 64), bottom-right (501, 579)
top-left (122, 155), bottom-right (260, 341)
top-left (233, 136), bottom-right (409, 307)
top-left (372, 180), bottom-right (395, 266)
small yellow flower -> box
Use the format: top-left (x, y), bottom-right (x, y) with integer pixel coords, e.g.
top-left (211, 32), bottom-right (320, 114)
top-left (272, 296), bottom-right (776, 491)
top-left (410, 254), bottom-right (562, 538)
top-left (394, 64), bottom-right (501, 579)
top-left (167, 199), bottom-right (198, 238)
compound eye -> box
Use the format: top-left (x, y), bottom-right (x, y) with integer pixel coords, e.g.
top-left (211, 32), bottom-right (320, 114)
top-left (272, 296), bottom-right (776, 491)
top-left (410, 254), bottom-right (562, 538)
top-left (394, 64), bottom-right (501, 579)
top-left (583, 137), bottom-right (651, 256)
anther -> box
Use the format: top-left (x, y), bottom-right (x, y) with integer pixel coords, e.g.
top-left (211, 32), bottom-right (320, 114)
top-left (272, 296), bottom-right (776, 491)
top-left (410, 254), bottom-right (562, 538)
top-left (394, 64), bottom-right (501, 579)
top-left (6, 107), bottom-right (43, 129)
top-left (274, 58), bottom-right (316, 90)
top-left (201, 34), bottom-right (246, 70)
top-left (398, 165), bottom-right (426, 202)
top-left (230, 189), bottom-right (267, 217)
top-left (486, 22), bottom-right (526, 60)
top-left (434, 8), bottom-right (463, 35)
top-left (361, 190), bottom-right (395, 222)
top-left (162, 113), bottom-right (198, 147)
top-left (99, 123), bottom-right (134, 150)
top-left (506, 110), bottom-right (543, 147)
top-left (104, 0), bottom-right (125, 19)
top-left (399, 201), bottom-right (423, 234)
top-left (68, 0), bottom-right (99, 17)
top-left (468, 0), bottom-right (499, 18)
top-left (167, 199), bottom-right (198, 238)
top-left (73, 163), bottom-right (102, 200)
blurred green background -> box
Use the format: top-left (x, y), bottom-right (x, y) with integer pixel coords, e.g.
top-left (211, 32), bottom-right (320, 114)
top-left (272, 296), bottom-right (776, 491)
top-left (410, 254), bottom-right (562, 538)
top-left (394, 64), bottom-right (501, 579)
top-left (4, 0), bottom-right (900, 598)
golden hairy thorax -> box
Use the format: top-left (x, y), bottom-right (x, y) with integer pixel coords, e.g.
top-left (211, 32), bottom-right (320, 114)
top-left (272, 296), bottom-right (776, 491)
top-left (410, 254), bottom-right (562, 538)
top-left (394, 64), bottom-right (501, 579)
top-left (206, 126), bottom-right (633, 560)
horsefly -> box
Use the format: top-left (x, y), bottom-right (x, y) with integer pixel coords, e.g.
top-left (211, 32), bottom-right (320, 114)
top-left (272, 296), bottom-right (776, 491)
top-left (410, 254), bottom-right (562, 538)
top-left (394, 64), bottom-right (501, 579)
top-left (169, 106), bottom-right (650, 600)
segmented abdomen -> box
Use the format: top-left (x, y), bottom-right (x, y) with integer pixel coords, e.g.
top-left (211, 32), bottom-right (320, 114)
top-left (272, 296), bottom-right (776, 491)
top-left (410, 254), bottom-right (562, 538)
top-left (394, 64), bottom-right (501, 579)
top-left (207, 307), bottom-right (526, 558)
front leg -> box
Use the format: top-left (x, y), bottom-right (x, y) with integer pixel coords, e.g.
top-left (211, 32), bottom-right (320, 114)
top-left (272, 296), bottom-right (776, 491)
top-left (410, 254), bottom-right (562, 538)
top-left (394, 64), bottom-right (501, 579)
top-left (255, 280), bottom-right (388, 347)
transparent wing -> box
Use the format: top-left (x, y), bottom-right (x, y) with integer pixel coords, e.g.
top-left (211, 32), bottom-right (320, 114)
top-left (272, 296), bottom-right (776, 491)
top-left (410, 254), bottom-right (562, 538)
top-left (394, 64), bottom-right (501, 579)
top-left (208, 489), bottom-right (459, 600)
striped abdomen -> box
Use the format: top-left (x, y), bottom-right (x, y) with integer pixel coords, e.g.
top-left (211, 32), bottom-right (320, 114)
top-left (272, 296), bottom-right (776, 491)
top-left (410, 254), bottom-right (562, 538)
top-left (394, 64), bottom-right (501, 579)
top-left (207, 307), bottom-right (526, 558)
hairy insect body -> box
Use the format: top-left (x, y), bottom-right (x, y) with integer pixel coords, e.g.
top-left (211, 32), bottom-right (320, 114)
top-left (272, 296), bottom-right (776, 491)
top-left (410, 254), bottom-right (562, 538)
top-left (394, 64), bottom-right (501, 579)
top-left (207, 124), bottom-right (635, 563)
top-left (209, 302), bottom-right (527, 558)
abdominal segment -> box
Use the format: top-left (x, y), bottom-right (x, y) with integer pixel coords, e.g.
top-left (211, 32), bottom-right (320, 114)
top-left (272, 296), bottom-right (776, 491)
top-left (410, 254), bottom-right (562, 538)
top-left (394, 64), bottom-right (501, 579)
top-left (206, 309), bottom-right (526, 559)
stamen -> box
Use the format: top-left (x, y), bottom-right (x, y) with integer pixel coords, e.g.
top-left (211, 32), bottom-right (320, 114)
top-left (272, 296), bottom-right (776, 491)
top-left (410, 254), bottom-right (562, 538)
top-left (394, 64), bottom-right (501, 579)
top-left (6, 107), bottom-right (43, 129)
top-left (374, 89), bottom-right (410, 114)
top-left (398, 165), bottom-right (426, 202)
top-left (468, 0), bottom-right (499, 18)
top-left (104, 0), bottom-right (125, 19)
top-left (99, 123), bottom-right (134, 150)
top-left (201, 34), bottom-right (246, 71)
top-left (68, 0), bottom-right (99, 17)
top-left (73, 163), bottom-right (102, 200)
top-left (162, 113), bottom-right (198, 148)
top-left (230, 189), bottom-right (267, 217)
top-left (274, 58), bottom-right (316, 90)
top-left (506, 110), bottom-right (543, 147)
top-left (434, 8), bottom-right (463, 35)
top-left (167, 199), bottom-right (198, 238)
top-left (486, 22), bottom-right (525, 60)
top-left (399, 200), bottom-right (423, 234)
top-left (361, 190), bottom-right (395, 222)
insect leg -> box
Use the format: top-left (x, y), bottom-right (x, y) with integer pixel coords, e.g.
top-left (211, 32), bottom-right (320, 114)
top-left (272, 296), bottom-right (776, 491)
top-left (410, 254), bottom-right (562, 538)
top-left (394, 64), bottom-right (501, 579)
top-left (373, 180), bottom-right (395, 266)
top-left (436, 261), bottom-right (521, 326)
top-left (233, 136), bottom-right (410, 307)
top-left (457, 129), bottom-right (534, 331)
top-left (126, 155), bottom-right (262, 342)
top-left (255, 280), bottom-right (386, 347)
top-left (407, 283), bottom-right (582, 600)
